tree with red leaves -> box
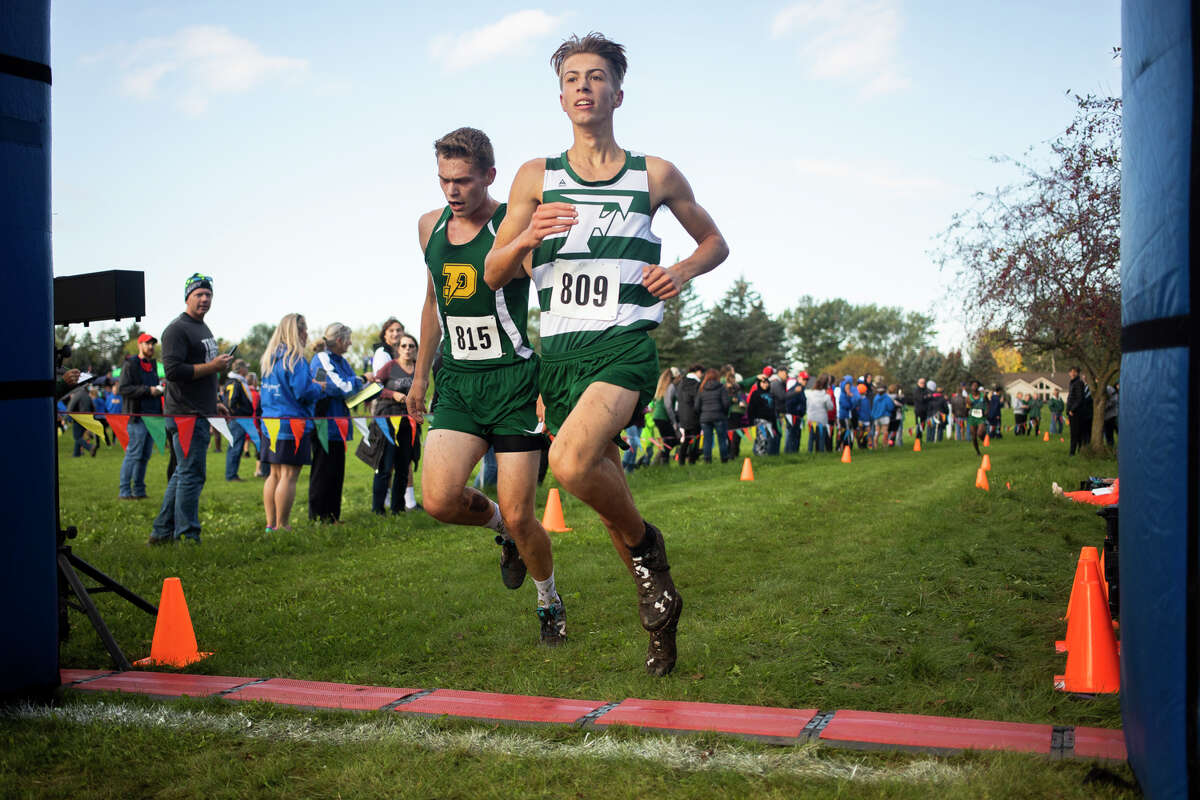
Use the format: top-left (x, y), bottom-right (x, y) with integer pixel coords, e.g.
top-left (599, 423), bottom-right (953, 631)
top-left (937, 95), bottom-right (1121, 448)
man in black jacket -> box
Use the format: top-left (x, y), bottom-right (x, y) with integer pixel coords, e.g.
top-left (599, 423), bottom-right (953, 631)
top-left (117, 333), bottom-right (164, 498)
top-left (675, 364), bottom-right (703, 464)
top-left (1066, 366), bottom-right (1092, 455)
top-left (913, 377), bottom-right (929, 441)
top-left (222, 359), bottom-right (254, 481)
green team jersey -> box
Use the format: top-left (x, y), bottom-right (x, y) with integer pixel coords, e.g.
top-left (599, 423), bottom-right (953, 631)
top-left (531, 150), bottom-right (663, 355)
top-left (424, 203), bottom-right (533, 372)
top-left (968, 392), bottom-right (986, 420)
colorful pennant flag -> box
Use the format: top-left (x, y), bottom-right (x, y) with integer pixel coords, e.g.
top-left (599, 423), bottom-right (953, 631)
top-left (262, 418), bottom-right (281, 452)
top-left (236, 418), bottom-right (261, 450)
top-left (207, 416), bottom-right (234, 446)
top-left (107, 414), bottom-right (131, 450)
top-left (315, 419), bottom-right (330, 453)
top-left (69, 413), bottom-right (105, 439)
top-left (334, 418), bottom-right (350, 442)
top-left (288, 417), bottom-right (307, 444)
top-left (142, 415), bottom-right (167, 454)
top-left (351, 418), bottom-right (370, 441)
top-left (174, 416), bottom-right (196, 458)
top-left (374, 417), bottom-right (396, 446)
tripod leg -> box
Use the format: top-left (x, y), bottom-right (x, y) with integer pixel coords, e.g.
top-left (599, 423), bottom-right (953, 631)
top-left (58, 552), bottom-right (133, 671)
top-left (67, 554), bottom-right (157, 615)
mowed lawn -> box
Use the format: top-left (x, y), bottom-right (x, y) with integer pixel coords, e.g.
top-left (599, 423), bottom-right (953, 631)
top-left (1, 417), bottom-right (1138, 798)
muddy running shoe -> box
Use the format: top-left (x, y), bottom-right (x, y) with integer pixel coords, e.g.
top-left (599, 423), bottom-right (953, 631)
top-left (495, 530), bottom-right (527, 590)
top-left (645, 594), bottom-right (682, 676)
top-left (537, 600), bottom-right (567, 646)
top-left (630, 523), bottom-right (682, 631)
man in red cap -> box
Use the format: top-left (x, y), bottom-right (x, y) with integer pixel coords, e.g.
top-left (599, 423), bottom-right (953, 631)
top-left (117, 333), bottom-right (165, 499)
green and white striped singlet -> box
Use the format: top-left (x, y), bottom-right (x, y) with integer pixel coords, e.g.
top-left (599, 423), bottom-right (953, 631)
top-left (531, 150), bottom-right (663, 354)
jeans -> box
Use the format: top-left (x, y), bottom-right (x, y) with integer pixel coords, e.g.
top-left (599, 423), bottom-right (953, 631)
top-left (807, 423), bottom-right (828, 452)
top-left (224, 420), bottom-right (247, 479)
top-left (151, 417), bottom-right (211, 542)
top-left (700, 419), bottom-right (729, 462)
top-left (1050, 413), bottom-right (1064, 434)
top-left (622, 426), bottom-right (641, 470)
top-left (372, 425), bottom-right (414, 514)
top-left (118, 417), bottom-right (154, 497)
top-left (473, 446), bottom-right (497, 489)
top-left (71, 421), bottom-right (91, 456)
top-left (784, 416), bottom-right (804, 453)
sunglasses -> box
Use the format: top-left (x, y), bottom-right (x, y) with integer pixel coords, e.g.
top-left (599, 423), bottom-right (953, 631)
top-left (399, 343), bottom-right (417, 349)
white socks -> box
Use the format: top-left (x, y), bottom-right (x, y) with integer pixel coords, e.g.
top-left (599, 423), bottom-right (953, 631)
top-left (405, 486), bottom-right (417, 509)
top-left (534, 573), bottom-right (559, 608)
top-left (484, 501), bottom-right (504, 533)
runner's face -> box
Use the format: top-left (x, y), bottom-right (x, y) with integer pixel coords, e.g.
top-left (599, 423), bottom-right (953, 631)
top-left (437, 157), bottom-right (495, 218)
top-left (559, 54), bottom-right (622, 123)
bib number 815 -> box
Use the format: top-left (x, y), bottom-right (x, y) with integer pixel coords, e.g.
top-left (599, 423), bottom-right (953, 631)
top-left (445, 315), bottom-right (503, 361)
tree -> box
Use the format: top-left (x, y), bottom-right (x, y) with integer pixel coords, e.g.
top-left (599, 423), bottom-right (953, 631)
top-left (780, 296), bottom-right (854, 371)
top-left (819, 352), bottom-right (885, 385)
top-left (650, 281), bottom-right (703, 369)
top-left (937, 95), bottom-right (1120, 448)
top-left (237, 322), bottom-right (276, 375)
top-left (694, 277), bottom-right (785, 375)
top-left (967, 335), bottom-right (1001, 388)
top-left (935, 349), bottom-right (970, 391)
top-left (892, 346), bottom-right (945, 394)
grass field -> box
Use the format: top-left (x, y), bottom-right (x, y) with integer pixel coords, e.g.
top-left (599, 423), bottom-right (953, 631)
top-left (0, 416), bottom-right (1138, 798)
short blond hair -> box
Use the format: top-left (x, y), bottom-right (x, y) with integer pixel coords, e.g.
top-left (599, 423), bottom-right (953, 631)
top-left (551, 33), bottom-right (627, 89)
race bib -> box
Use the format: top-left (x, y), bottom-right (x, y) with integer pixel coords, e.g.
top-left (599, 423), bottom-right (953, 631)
top-left (970, 408), bottom-right (984, 418)
top-left (550, 262), bottom-right (620, 321)
top-left (445, 315), bottom-right (503, 361)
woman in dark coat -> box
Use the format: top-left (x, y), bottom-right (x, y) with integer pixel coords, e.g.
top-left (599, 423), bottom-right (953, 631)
top-left (695, 368), bottom-right (732, 463)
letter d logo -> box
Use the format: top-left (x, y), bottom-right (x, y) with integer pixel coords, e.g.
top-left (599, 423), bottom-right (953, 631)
top-left (442, 264), bottom-right (476, 302)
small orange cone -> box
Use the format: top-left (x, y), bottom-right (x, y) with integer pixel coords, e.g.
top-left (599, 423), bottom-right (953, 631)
top-left (981, 454), bottom-right (991, 471)
top-left (1059, 547), bottom-right (1101, 631)
top-left (1060, 437), bottom-right (1065, 442)
top-left (1043, 431), bottom-right (1050, 442)
top-left (1054, 560), bottom-right (1120, 693)
top-left (739, 458), bottom-right (755, 481)
top-left (541, 488), bottom-right (572, 533)
top-left (841, 445), bottom-right (852, 463)
top-left (975, 468), bottom-right (989, 491)
top-left (1005, 481), bottom-right (1012, 490)
top-left (134, 577), bottom-right (212, 667)
top-left (913, 438), bottom-right (922, 452)
top-left (983, 434), bottom-right (991, 448)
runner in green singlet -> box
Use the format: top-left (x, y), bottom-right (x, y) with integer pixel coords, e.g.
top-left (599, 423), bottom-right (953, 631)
top-left (485, 34), bottom-right (729, 675)
top-left (407, 128), bottom-right (565, 646)
top-left (967, 380), bottom-right (988, 455)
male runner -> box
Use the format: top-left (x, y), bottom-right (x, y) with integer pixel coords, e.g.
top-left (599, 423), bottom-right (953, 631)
top-left (485, 33), bottom-right (729, 675)
top-left (407, 127), bottom-right (565, 645)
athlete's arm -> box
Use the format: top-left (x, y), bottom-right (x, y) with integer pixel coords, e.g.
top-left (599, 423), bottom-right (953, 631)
top-left (484, 159), bottom-right (577, 290)
top-left (408, 211), bottom-right (442, 423)
top-left (642, 157), bottom-right (729, 299)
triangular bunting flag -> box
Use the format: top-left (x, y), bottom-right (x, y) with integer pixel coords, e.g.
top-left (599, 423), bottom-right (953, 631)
top-left (236, 417), bottom-right (262, 450)
top-left (315, 419), bottom-right (330, 453)
top-left (335, 417), bottom-right (350, 442)
top-left (288, 417), bottom-right (307, 444)
top-left (174, 416), bottom-right (196, 458)
top-left (142, 415), bottom-right (167, 454)
top-left (69, 413), bottom-right (106, 439)
top-left (374, 417), bottom-right (396, 446)
top-left (391, 416), bottom-right (417, 446)
top-left (262, 418), bottom-right (281, 452)
top-left (107, 414), bottom-right (131, 450)
top-left (351, 418), bottom-right (370, 440)
top-left (207, 416), bottom-right (234, 447)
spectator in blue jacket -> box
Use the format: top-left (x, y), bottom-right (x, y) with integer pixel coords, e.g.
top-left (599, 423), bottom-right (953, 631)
top-left (783, 371), bottom-right (808, 453)
top-left (856, 383), bottom-right (873, 449)
top-left (837, 375), bottom-right (855, 449)
top-left (308, 322), bottom-right (363, 523)
top-left (987, 385), bottom-right (1006, 439)
top-left (259, 313), bottom-right (325, 532)
top-left (871, 384), bottom-right (896, 449)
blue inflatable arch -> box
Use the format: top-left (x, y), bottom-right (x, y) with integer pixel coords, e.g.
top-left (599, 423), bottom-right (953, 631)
top-left (1121, 0), bottom-right (1197, 796)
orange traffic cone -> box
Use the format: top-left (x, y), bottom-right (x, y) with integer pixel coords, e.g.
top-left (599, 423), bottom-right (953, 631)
top-left (1043, 431), bottom-right (1050, 442)
top-left (134, 577), bottom-right (211, 667)
top-left (913, 438), bottom-right (921, 452)
top-left (975, 468), bottom-right (990, 491)
top-left (841, 445), bottom-right (852, 463)
top-left (739, 458), bottom-right (755, 481)
top-left (1054, 559), bottom-right (1120, 693)
top-left (981, 454), bottom-right (991, 471)
top-left (1059, 547), bottom-right (1101, 631)
top-left (983, 434), bottom-right (991, 448)
top-left (541, 488), bottom-right (572, 533)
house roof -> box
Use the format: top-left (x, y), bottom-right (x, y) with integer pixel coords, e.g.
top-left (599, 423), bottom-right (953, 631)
top-left (1002, 372), bottom-right (1071, 389)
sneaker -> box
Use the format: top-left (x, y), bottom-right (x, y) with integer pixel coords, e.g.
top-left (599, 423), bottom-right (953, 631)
top-left (630, 523), bottom-right (683, 632)
top-left (645, 594), bottom-right (682, 676)
top-left (495, 530), bottom-right (527, 590)
top-left (146, 535), bottom-right (174, 546)
top-left (537, 600), bottom-right (567, 646)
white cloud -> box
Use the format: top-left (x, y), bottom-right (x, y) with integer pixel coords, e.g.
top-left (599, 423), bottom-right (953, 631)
top-left (115, 26), bottom-right (308, 115)
top-left (429, 10), bottom-right (564, 72)
top-left (792, 157), bottom-right (947, 196)
top-left (771, 0), bottom-right (910, 95)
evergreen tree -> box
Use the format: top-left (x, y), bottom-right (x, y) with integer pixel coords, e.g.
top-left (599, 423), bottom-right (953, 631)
top-left (695, 277), bottom-right (785, 374)
top-left (650, 281), bottom-right (703, 369)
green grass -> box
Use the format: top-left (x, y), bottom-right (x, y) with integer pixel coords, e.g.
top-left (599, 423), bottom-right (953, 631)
top-left (2, 417), bottom-right (1136, 798)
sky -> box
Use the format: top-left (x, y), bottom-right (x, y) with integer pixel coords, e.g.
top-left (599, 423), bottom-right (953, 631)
top-left (49, 1), bottom-right (1122, 362)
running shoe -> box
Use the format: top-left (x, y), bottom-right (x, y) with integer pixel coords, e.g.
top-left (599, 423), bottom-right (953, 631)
top-left (645, 594), bottom-right (682, 676)
top-left (495, 531), bottom-right (527, 590)
top-left (630, 523), bottom-right (683, 632)
top-left (536, 600), bottom-right (567, 646)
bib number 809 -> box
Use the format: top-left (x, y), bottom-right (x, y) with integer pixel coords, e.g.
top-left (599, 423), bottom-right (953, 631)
top-left (550, 262), bottom-right (620, 321)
